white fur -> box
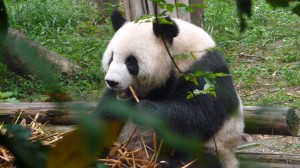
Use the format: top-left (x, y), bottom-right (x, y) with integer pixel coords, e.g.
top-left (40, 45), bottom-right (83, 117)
top-left (102, 18), bottom-right (215, 97)
top-left (206, 97), bottom-right (244, 168)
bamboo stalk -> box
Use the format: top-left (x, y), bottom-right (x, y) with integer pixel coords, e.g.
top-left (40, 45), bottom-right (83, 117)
top-left (118, 150), bottom-right (132, 167)
top-left (141, 136), bottom-right (150, 159)
top-left (154, 140), bottom-right (163, 163)
top-left (129, 86), bottom-right (140, 102)
top-left (132, 151), bottom-right (136, 168)
top-left (181, 159), bottom-right (197, 168)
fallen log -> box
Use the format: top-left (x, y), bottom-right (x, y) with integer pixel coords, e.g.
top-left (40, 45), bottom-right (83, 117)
top-left (0, 103), bottom-right (299, 136)
top-left (2, 29), bottom-right (81, 77)
top-left (0, 102), bottom-right (96, 125)
top-left (237, 152), bottom-right (300, 168)
top-left (243, 106), bottom-right (299, 136)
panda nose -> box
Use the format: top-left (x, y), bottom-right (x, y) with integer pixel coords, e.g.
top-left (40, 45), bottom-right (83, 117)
top-left (105, 80), bottom-right (119, 87)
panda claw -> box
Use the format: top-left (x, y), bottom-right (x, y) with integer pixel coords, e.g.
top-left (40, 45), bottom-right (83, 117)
top-left (159, 161), bottom-right (169, 168)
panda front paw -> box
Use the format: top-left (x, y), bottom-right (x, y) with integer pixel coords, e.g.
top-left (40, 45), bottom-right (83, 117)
top-left (136, 99), bottom-right (156, 113)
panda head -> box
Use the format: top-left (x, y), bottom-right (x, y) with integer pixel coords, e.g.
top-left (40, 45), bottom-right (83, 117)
top-left (102, 11), bottom-right (180, 99)
top-left (102, 11), bottom-right (215, 99)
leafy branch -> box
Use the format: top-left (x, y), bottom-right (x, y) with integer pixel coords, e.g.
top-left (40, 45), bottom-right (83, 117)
top-left (184, 71), bottom-right (228, 99)
top-left (151, 0), bottom-right (205, 13)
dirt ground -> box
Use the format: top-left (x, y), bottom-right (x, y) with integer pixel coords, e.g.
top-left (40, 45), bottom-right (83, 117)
top-left (239, 134), bottom-right (300, 154)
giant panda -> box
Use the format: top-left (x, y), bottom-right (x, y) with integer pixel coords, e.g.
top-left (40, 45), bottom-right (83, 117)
top-left (97, 10), bottom-right (244, 168)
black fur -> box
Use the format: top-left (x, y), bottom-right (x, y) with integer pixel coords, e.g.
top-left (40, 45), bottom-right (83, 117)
top-left (145, 71), bottom-right (175, 100)
top-left (111, 10), bottom-right (126, 32)
top-left (153, 17), bottom-right (179, 44)
top-left (137, 50), bottom-right (239, 140)
top-left (125, 55), bottom-right (139, 76)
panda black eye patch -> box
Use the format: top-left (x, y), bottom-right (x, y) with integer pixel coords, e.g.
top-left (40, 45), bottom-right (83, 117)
top-left (125, 55), bottom-right (139, 76)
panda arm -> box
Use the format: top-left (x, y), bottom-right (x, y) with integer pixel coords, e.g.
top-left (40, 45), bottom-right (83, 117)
top-left (136, 95), bottom-right (228, 140)
top-left (136, 51), bottom-right (240, 140)
top-left (136, 72), bottom-right (240, 140)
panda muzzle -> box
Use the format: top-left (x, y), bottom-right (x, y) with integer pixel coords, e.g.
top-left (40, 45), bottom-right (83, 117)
top-left (116, 88), bottom-right (132, 100)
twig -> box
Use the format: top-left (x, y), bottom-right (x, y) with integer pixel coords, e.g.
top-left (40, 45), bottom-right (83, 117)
top-left (129, 86), bottom-right (140, 102)
top-left (118, 150), bottom-right (132, 167)
top-left (13, 110), bottom-right (22, 124)
top-left (98, 159), bottom-right (122, 164)
top-left (141, 136), bottom-right (150, 159)
top-left (132, 151), bottom-right (136, 168)
top-left (153, 133), bottom-right (157, 154)
top-left (181, 159), bottom-right (197, 168)
top-left (154, 140), bottom-right (163, 163)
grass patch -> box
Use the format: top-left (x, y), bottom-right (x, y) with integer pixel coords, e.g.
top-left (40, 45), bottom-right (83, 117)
top-left (205, 0), bottom-right (300, 108)
top-left (1, 0), bottom-right (299, 109)
top-left (2, 0), bottom-right (113, 101)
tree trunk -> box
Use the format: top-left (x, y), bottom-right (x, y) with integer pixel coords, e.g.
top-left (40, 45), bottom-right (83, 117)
top-left (0, 103), bottom-right (298, 136)
top-left (1, 29), bottom-right (81, 78)
top-left (92, 0), bottom-right (121, 16)
top-left (122, 0), bottom-right (204, 27)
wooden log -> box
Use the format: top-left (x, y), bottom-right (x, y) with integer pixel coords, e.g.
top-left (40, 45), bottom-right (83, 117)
top-left (0, 103), bottom-right (299, 136)
top-left (237, 152), bottom-right (300, 168)
top-left (243, 106), bottom-right (299, 136)
top-left (2, 29), bottom-right (81, 78)
top-left (0, 102), bottom-right (96, 125)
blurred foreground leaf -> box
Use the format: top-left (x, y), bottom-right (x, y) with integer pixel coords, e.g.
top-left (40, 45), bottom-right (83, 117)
top-left (98, 99), bottom-right (205, 158)
top-left (0, 125), bottom-right (49, 168)
top-left (47, 103), bottom-right (124, 168)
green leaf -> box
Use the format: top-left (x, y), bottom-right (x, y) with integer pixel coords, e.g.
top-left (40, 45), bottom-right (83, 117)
top-left (204, 83), bottom-right (212, 90)
top-left (159, 4), bottom-right (165, 9)
top-left (158, 17), bottom-right (173, 25)
top-left (190, 51), bottom-right (198, 61)
top-left (186, 91), bottom-right (194, 99)
top-left (214, 72), bottom-right (229, 77)
top-left (152, 0), bottom-right (166, 4)
top-left (166, 3), bottom-right (175, 12)
top-left (182, 51), bottom-right (189, 59)
top-left (6, 124), bottom-right (32, 140)
top-left (175, 3), bottom-right (187, 8)
top-left (186, 6), bottom-right (194, 13)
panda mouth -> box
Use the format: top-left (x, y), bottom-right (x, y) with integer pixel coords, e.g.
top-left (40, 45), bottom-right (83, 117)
top-left (116, 88), bottom-right (132, 100)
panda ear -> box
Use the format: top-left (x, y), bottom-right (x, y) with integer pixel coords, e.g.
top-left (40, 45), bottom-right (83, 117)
top-left (153, 17), bottom-right (179, 43)
top-left (111, 10), bottom-right (126, 32)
